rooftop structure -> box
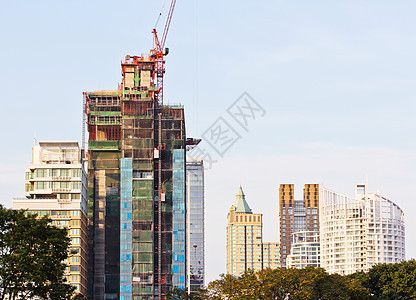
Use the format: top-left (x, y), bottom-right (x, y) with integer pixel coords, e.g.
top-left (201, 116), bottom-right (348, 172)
top-left (233, 186), bottom-right (252, 213)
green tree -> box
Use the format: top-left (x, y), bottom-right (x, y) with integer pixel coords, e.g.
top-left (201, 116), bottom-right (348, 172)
top-left (0, 205), bottom-right (75, 299)
top-left (166, 287), bottom-right (208, 299)
top-left (207, 272), bottom-right (246, 300)
top-left (204, 267), bottom-right (370, 300)
top-left (368, 260), bottom-right (416, 299)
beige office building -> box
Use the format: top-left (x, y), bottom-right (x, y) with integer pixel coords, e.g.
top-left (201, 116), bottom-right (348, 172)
top-left (226, 186), bottom-right (279, 276)
top-left (12, 141), bottom-right (88, 296)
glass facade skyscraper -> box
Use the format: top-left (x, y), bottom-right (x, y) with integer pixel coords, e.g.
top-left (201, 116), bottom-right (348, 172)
top-left (186, 159), bottom-right (205, 292)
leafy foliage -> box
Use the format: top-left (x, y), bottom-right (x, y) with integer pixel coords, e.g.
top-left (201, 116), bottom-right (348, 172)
top-left (367, 259), bottom-right (416, 299)
top-left (166, 287), bottom-right (207, 299)
top-left (205, 267), bottom-right (369, 300)
top-left (0, 205), bottom-right (75, 299)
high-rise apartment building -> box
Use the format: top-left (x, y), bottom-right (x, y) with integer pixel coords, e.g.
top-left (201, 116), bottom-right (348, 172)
top-left (85, 55), bottom-right (186, 299)
top-left (279, 184), bottom-right (319, 267)
top-left (12, 141), bottom-right (88, 297)
top-left (320, 184), bottom-right (405, 275)
top-left (227, 186), bottom-right (279, 276)
top-left (186, 159), bottom-right (205, 292)
top-left (286, 231), bottom-right (320, 269)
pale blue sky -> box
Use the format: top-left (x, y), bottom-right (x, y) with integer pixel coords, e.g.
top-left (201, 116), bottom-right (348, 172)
top-left (1, 0), bottom-right (415, 283)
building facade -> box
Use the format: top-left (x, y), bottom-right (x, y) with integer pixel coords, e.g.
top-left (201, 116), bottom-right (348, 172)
top-left (262, 242), bottom-right (280, 269)
top-left (279, 184), bottom-right (319, 267)
top-left (186, 159), bottom-right (205, 292)
top-left (320, 184), bottom-right (405, 275)
top-left (12, 141), bottom-right (88, 297)
top-left (286, 231), bottom-right (320, 269)
top-left (227, 186), bottom-right (279, 276)
top-left (85, 54), bottom-right (186, 299)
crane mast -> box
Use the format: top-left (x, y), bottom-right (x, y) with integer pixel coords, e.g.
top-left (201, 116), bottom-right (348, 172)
top-left (152, 0), bottom-right (177, 106)
top-left (152, 2), bottom-right (177, 299)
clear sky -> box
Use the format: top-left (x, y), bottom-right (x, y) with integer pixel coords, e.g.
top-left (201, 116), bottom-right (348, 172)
top-left (1, 0), bottom-right (415, 283)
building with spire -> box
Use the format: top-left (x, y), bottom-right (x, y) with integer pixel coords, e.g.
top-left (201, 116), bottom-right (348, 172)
top-left (226, 186), bottom-right (279, 276)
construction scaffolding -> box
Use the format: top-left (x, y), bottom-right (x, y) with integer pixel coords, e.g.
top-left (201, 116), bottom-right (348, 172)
top-left (85, 52), bottom-right (186, 299)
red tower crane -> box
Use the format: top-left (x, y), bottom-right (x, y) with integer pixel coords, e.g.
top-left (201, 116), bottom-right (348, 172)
top-left (152, 0), bottom-right (177, 106)
top-left (152, 2), bottom-right (177, 299)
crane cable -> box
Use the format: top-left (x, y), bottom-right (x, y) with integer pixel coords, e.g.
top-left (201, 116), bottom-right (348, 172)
top-left (154, 0), bottom-right (169, 29)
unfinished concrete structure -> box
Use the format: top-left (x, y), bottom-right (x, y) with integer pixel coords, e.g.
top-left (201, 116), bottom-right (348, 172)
top-left (84, 54), bottom-right (186, 299)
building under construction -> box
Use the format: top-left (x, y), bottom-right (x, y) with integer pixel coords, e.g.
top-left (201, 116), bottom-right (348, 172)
top-left (84, 52), bottom-right (186, 299)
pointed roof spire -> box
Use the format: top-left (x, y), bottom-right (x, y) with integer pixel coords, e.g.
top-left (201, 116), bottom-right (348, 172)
top-left (232, 185), bottom-right (252, 213)
top-left (237, 185), bottom-right (244, 196)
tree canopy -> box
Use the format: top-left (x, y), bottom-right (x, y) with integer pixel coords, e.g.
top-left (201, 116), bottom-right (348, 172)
top-left (367, 260), bottom-right (416, 299)
top-left (205, 267), bottom-right (368, 300)
top-left (167, 260), bottom-right (416, 300)
top-left (0, 205), bottom-right (76, 300)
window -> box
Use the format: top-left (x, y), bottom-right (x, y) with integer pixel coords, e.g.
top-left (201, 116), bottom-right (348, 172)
top-left (35, 169), bottom-right (47, 178)
top-left (51, 169), bottom-right (59, 177)
top-left (71, 182), bottom-right (81, 190)
top-left (70, 229), bottom-right (81, 236)
top-left (53, 220), bottom-right (69, 226)
top-left (35, 211), bottom-right (51, 217)
top-left (60, 169), bottom-right (70, 177)
top-left (34, 181), bottom-right (48, 190)
top-left (69, 266), bottom-right (80, 272)
top-left (71, 238), bottom-right (81, 245)
top-left (71, 194), bottom-right (80, 200)
top-left (70, 256), bottom-right (80, 263)
top-left (51, 182), bottom-right (59, 189)
top-left (71, 211), bottom-right (80, 217)
top-left (71, 219), bottom-right (81, 226)
top-left (68, 275), bottom-right (80, 282)
top-left (60, 194), bottom-right (70, 200)
top-left (60, 182), bottom-right (69, 189)
top-left (71, 169), bottom-right (81, 178)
